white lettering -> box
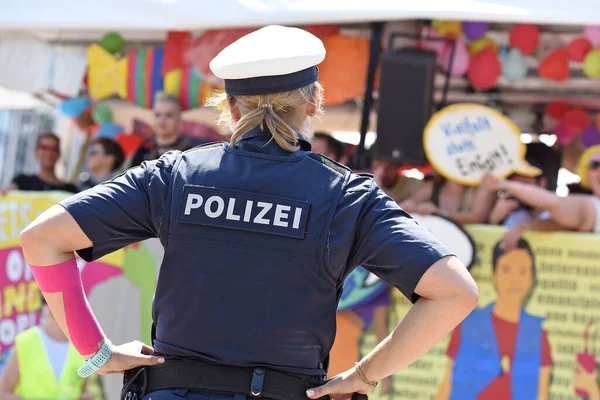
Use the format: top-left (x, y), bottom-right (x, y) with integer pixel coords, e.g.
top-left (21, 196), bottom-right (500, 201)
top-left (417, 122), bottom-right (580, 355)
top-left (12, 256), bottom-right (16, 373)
top-left (254, 202), bottom-right (272, 225)
top-left (226, 198), bottom-right (241, 221)
top-left (0, 319), bottom-right (15, 346)
top-left (243, 200), bottom-right (253, 222)
top-left (205, 196), bottom-right (225, 218)
top-left (184, 194), bottom-right (203, 215)
top-left (7, 250), bottom-right (24, 282)
top-left (273, 205), bottom-right (291, 227)
top-left (292, 207), bottom-right (303, 229)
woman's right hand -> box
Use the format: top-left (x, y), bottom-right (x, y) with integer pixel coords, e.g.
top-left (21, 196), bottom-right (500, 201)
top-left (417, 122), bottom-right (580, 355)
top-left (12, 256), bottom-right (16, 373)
top-left (96, 341), bottom-right (164, 375)
top-left (306, 366), bottom-right (374, 400)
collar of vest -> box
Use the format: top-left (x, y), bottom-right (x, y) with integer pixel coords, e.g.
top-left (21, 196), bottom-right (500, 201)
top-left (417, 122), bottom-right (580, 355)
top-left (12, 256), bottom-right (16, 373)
top-left (241, 127), bottom-right (312, 151)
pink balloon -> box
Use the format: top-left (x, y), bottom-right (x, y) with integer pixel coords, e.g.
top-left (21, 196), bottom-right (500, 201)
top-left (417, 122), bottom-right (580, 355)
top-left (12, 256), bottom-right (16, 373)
top-left (554, 123), bottom-right (578, 145)
top-left (442, 39), bottom-right (470, 76)
top-left (584, 26), bottom-right (600, 47)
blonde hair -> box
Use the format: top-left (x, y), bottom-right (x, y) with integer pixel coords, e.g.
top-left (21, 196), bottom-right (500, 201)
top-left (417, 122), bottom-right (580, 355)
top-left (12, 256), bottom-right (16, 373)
top-left (206, 82), bottom-right (324, 152)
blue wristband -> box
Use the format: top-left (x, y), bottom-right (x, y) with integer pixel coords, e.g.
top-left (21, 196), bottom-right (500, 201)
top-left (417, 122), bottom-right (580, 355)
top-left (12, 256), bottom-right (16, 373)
top-left (77, 338), bottom-right (113, 377)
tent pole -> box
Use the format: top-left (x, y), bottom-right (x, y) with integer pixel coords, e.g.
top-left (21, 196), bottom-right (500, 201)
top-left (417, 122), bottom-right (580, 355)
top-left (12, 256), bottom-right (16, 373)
top-left (353, 22), bottom-right (383, 170)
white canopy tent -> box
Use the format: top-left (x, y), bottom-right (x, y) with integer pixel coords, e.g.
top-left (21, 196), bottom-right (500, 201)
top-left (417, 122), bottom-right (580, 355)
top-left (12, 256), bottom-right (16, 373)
top-left (1, 0), bottom-right (600, 30)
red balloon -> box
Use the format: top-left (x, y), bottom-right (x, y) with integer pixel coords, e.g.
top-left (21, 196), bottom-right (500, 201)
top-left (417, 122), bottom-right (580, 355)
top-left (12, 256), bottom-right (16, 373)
top-left (567, 37), bottom-right (593, 62)
top-left (509, 24), bottom-right (540, 55)
top-left (538, 48), bottom-right (569, 82)
top-left (468, 47), bottom-right (500, 90)
top-left (562, 109), bottom-right (591, 135)
top-left (545, 101), bottom-right (570, 120)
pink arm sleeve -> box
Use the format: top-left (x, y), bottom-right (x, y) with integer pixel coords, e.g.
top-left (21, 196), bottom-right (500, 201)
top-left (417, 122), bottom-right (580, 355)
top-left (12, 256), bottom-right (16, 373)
top-left (30, 259), bottom-right (104, 356)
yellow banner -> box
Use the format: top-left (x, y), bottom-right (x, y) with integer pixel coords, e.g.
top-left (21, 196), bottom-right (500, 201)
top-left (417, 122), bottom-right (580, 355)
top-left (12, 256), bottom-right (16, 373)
top-left (357, 225), bottom-right (600, 400)
top-left (4, 192), bottom-right (600, 399)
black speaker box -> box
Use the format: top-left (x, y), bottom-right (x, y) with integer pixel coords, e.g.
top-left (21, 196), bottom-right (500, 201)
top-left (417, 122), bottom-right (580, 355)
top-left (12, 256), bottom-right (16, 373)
top-left (373, 48), bottom-right (437, 165)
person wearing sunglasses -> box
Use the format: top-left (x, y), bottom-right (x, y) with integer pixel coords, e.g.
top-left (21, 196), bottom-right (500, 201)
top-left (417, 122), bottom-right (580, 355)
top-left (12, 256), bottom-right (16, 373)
top-left (482, 144), bottom-right (600, 235)
top-left (79, 138), bottom-right (125, 191)
top-left (2, 133), bottom-right (78, 195)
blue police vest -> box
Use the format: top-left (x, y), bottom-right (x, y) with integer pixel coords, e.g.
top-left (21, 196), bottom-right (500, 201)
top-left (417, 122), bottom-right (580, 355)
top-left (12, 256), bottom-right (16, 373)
top-left (450, 302), bottom-right (542, 400)
top-left (152, 135), bottom-right (350, 375)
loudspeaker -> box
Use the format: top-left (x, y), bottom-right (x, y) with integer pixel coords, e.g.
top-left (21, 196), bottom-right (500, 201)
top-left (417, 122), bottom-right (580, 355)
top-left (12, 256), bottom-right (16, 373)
top-left (373, 48), bottom-right (437, 165)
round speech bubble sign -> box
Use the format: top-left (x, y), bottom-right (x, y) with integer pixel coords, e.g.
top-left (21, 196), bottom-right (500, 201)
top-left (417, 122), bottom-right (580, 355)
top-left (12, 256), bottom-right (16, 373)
top-left (423, 103), bottom-right (541, 185)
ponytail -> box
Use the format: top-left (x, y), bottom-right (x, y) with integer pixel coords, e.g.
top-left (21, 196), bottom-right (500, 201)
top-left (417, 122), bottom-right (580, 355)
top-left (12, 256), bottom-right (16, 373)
top-left (207, 82), bottom-right (323, 152)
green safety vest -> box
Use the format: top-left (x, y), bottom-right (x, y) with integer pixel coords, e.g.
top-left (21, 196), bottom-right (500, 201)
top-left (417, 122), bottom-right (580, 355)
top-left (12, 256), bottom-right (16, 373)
top-left (14, 327), bottom-right (85, 399)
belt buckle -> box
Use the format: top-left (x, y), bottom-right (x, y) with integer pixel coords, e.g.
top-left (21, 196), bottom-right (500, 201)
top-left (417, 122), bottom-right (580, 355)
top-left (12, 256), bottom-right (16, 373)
top-left (250, 368), bottom-right (265, 398)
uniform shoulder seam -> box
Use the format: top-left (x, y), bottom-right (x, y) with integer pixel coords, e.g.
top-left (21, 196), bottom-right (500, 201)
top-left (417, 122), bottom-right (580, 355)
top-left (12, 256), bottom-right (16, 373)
top-left (183, 141), bottom-right (226, 154)
top-left (307, 153), bottom-right (352, 175)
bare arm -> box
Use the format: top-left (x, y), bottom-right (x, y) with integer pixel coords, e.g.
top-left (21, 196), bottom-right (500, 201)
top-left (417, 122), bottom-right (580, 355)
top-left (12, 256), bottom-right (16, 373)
top-left (482, 174), bottom-right (594, 231)
top-left (445, 187), bottom-right (496, 224)
top-left (20, 205), bottom-right (163, 371)
top-left (20, 205), bottom-right (94, 355)
top-left (0, 348), bottom-right (24, 400)
top-left (359, 256), bottom-right (477, 381)
top-left (488, 197), bottom-right (519, 225)
top-left (308, 256), bottom-right (478, 399)
top-left (372, 305), bottom-right (391, 394)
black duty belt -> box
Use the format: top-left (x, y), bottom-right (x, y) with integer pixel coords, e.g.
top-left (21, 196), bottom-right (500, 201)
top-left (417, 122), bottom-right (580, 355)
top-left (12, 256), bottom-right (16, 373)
top-left (121, 360), bottom-right (368, 400)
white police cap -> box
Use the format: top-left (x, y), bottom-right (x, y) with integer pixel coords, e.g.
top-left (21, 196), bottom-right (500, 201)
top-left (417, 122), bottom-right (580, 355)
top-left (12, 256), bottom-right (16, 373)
top-left (209, 25), bottom-right (326, 96)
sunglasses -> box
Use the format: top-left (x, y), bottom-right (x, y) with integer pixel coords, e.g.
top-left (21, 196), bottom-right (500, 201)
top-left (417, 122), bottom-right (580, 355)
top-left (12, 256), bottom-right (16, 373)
top-left (589, 161), bottom-right (600, 170)
top-left (88, 150), bottom-right (102, 156)
top-left (37, 144), bottom-right (60, 153)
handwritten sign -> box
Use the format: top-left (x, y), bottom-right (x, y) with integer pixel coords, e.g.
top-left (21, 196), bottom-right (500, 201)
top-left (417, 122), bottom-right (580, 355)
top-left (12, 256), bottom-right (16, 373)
top-left (423, 104), bottom-right (541, 185)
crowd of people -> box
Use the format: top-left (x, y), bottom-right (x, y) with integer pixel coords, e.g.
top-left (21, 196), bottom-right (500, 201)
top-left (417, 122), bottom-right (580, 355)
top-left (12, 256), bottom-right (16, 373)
top-left (2, 92), bottom-right (599, 398)
top-left (5, 92), bottom-right (598, 256)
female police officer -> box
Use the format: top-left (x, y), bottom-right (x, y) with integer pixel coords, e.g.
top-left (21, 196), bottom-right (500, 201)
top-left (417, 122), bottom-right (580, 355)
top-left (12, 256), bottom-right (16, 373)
top-left (20, 26), bottom-right (478, 400)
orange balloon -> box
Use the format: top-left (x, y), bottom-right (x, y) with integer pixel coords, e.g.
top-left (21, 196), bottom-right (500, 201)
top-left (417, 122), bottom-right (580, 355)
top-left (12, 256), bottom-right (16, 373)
top-left (318, 35), bottom-right (371, 105)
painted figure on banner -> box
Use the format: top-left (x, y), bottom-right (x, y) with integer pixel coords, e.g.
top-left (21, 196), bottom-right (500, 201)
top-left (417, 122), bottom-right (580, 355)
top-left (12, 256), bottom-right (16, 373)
top-left (438, 238), bottom-right (553, 400)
